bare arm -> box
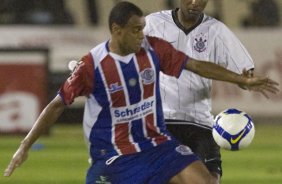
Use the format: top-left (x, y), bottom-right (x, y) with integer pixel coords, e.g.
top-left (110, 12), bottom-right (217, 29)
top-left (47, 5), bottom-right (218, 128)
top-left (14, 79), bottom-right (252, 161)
top-left (4, 95), bottom-right (66, 177)
top-left (186, 59), bottom-right (279, 98)
top-left (186, 59), bottom-right (248, 85)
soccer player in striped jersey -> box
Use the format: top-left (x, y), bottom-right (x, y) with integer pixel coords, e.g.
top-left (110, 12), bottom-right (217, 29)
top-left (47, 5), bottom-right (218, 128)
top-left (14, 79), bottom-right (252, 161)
top-left (5, 1), bottom-right (279, 184)
top-left (144, 0), bottom-right (266, 183)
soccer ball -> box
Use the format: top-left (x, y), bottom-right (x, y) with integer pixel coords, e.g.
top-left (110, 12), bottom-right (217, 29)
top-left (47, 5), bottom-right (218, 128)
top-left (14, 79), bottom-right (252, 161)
top-left (212, 108), bottom-right (255, 151)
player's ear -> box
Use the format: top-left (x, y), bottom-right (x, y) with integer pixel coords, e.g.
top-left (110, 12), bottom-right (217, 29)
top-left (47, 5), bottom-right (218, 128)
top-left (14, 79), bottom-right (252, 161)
top-left (112, 23), bottom-right (122, 35)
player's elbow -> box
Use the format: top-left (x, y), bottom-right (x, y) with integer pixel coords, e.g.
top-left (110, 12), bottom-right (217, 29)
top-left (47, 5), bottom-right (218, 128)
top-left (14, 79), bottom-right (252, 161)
top-left (46, 95), bottom-right (66, 115)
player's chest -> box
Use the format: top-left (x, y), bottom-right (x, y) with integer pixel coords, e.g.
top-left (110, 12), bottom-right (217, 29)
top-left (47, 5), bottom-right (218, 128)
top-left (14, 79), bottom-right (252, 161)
top-left (96, 56), bottom-right (158, 95)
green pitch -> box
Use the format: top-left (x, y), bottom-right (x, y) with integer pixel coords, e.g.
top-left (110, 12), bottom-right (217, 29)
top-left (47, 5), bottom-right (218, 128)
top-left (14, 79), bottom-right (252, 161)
top-left (1, 123), bottom-right (282, 184)
top-left (1, 125), bottom-right (88, 184)
top-left (221, 123), bottom-right (282, 184)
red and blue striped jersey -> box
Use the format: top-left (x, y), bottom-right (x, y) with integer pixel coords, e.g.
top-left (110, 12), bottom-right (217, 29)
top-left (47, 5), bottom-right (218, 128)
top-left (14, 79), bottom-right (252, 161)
top-left (59, 36), bottom-right (188, 159)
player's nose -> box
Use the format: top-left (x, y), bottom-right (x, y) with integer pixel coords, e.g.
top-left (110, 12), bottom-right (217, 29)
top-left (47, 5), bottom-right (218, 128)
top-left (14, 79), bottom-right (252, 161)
top-left (191, 0), bottom-right (201, 6)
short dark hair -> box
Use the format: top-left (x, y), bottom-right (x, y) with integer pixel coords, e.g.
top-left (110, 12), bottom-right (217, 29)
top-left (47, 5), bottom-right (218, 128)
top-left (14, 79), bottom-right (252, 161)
top-left (108, 1), bottom-right (143, 32)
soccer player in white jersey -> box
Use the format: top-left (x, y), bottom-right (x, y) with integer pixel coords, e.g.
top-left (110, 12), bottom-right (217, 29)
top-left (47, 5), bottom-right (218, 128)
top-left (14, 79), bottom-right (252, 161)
top-left (5, 1), bottom-right (279, 184)
top-left (144, 0), bottom-right (261, 183)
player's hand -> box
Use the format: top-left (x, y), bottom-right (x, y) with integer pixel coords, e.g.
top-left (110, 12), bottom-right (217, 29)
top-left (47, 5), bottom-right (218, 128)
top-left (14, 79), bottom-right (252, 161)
top-left (245, 76), bottom-right (280, 99)
top-left (4, 145), bottom-right (29, 177)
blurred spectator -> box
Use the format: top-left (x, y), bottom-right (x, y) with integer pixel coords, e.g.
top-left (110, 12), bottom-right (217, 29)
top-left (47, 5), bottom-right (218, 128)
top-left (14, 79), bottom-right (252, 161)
top-left (86, 0), bottom-right (99, 25)
top-left (212, 0), bottom-right (224, 22)
top-left (165, 0), bottom-right (177, 9)
top-left (112, 0), bottom-right (121, 3)
top-left (242, 0), bottom-right (280, 27)
top-left (0, 0), bottom-right (74, 25)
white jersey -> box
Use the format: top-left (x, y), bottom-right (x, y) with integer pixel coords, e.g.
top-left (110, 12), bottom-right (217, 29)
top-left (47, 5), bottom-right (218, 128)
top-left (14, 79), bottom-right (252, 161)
top-left (144, 9), bottom-right (254, 129)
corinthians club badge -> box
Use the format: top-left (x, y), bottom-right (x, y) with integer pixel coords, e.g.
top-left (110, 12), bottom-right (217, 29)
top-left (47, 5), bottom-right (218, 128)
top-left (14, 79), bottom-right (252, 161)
top-left (193, 33), bottom-right (207, 53)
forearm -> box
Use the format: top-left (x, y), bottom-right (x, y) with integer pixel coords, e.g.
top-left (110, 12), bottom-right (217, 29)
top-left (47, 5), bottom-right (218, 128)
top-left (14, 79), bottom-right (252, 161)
top-left (21, 96), bottom-right (65, 150)
top-left (186, 59), bottom-right (247, 86)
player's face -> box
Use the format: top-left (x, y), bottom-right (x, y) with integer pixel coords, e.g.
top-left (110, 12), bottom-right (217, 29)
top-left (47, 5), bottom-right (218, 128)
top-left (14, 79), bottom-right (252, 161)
top-left (118, 15), bottom-right (145, 55)
top-left (180, 0), bottom-right (208, 20)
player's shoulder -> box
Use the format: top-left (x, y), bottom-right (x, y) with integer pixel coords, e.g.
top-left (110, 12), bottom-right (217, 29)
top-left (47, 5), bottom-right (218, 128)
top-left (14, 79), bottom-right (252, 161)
top-left (143, 36), bottom-right (172, 52)
top-left (201, 14), bottom-right (233, 34)
top-left (90, 41), bottom-right (107, 54)
top-left (145, 36), bottom-right (168, 46)
top-left (146, 10), bottom-right (173, 22)
top-left (202, 14), bottom-right (223, 27)
top-left (89, 41), bottom-right (109, 66)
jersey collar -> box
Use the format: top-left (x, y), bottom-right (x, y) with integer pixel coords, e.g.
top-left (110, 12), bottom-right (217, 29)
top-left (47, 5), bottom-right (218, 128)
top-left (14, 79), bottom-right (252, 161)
top-left (106, 40), bottom-right (134, 64)
top-left (172, 8), bottom-right (204, 35)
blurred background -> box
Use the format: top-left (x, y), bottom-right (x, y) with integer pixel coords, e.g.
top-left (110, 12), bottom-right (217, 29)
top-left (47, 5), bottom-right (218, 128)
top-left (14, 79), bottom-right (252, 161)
top-left (0, 0), bottom-right (281, 183)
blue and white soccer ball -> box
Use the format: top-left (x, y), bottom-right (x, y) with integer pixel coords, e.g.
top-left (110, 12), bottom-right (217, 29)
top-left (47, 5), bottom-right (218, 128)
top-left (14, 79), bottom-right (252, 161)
top-left (212, 108), bottom-right (255, 151)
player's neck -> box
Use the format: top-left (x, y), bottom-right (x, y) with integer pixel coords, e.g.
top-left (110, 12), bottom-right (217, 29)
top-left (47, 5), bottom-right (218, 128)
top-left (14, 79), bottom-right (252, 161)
top-left (109, 39), bottom-right (129, 56)
top-left (177, 9), bottom-right (200, 29)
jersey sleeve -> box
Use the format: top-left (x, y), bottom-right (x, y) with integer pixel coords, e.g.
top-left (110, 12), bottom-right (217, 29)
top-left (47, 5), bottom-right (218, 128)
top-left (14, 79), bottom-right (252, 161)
top-left (59, 53), bottom-right (94, 105)
top-left (212, 23), bottom-right (254, 74)
top-left (147, 36), bottom-right (188, 78)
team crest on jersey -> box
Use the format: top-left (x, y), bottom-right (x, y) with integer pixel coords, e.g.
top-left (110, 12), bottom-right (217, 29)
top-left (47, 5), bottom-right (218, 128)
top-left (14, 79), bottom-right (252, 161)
top-left (193, 33), bottom-right (207, 53)
top-left (175, 145), bottom-right (193, 155)
top-left (140, 68), bottom-right (155, 84)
